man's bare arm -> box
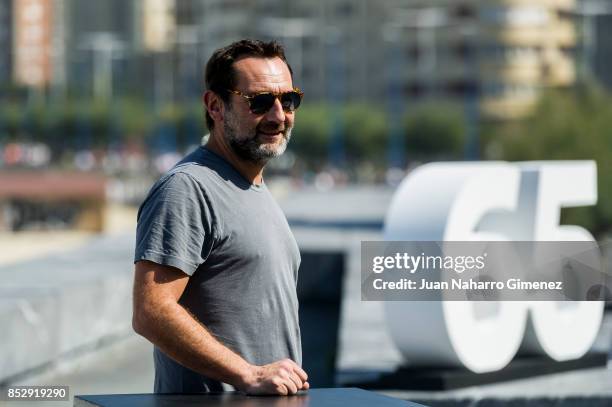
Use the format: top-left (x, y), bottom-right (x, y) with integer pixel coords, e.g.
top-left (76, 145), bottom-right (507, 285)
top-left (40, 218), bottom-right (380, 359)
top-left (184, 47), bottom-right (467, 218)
top-left (132, 260), bottom-right (309, 395)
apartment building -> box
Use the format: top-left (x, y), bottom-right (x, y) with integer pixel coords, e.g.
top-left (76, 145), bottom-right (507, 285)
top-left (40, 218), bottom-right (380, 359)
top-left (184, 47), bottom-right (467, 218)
top-left (0, 0), bottom-right (12, 86)
top-left (383, 0), bottom-right (577, 119)
top-left (1, 0), bottom-right (584, 119)
top-left (190, 0), bottom-right (579, 119)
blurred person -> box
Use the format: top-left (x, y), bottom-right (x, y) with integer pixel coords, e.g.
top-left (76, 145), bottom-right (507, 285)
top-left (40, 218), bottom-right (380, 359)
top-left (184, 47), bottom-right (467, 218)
top-left (132, 39), bottom-right (308, 395)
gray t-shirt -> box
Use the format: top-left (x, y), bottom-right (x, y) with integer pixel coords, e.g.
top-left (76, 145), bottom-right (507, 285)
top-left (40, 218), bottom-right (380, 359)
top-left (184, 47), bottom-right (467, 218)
top-left (134, 146), bottom-right (302, 393)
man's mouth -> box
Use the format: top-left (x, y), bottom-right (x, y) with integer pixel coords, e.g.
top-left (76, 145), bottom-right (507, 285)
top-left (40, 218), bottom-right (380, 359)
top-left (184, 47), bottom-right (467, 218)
top-left (257, 130), bottom-right (284, 139)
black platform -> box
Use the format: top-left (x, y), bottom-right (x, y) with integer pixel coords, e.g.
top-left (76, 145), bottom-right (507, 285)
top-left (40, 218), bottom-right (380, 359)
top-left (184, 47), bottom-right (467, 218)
top-left (342, 353), bottom-right (608, 391)
top-left (74, 388), bottom-right (425, 407)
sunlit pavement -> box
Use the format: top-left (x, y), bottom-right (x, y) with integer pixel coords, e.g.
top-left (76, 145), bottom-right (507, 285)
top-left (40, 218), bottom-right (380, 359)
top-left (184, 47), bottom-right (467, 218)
top-left (5, 334), bottom-right (153, 407)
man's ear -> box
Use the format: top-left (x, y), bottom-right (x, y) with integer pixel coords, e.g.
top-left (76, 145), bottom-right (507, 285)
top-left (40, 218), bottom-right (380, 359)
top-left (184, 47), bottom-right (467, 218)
top-left (203, 91), bottom-right (224, 123)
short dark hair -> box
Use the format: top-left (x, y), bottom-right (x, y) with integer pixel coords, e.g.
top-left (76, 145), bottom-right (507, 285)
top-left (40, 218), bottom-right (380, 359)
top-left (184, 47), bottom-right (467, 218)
top-left (204, 39), bottom-right (293, 130)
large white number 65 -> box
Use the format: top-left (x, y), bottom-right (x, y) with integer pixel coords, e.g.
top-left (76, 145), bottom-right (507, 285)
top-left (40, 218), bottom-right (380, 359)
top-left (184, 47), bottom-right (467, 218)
top-left (383, 161), bottom-right (603, 372)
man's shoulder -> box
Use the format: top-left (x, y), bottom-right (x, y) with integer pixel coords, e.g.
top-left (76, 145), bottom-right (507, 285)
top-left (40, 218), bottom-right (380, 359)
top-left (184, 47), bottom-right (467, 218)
top-left (157, 147), bottom-right (219, 189)
top-left (171, 147), bottom-right (214, 176)
top-left (169, 146), bottom-right (238, 186)
top-left (137, 150), bottom-right (218, 223)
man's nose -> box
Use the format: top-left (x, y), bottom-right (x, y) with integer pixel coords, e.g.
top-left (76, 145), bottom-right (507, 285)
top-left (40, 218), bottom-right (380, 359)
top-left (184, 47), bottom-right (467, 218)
top-left (264, 97), bottom-right (286, 124)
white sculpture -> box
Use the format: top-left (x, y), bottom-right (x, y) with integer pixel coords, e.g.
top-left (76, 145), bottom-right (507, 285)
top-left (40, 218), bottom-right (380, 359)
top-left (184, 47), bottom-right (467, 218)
top-left (383, 161), bottom-right (603, 373)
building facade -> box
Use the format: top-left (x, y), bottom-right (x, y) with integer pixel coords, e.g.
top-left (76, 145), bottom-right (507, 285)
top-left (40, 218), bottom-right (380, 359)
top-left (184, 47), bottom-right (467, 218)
top-left (382, 0), bottom-right (577, 119)
top-left (0, 0), bottom-right (12, 86)
top-left (1, 0), bottom-right (585, 119)
top-left (188, 0), bottom-right (579, 119)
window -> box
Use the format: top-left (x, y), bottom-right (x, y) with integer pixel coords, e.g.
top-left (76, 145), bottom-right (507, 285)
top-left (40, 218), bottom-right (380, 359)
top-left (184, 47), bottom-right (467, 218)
top-left (454, 4), bottom-right (475, 19)
top-left (453, 41), bottom-right (473, 59)
top-left (335, 2), bottom-right (354, 16)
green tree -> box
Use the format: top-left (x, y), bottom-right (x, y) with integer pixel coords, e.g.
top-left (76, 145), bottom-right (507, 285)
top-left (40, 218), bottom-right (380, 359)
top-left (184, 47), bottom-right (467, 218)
top-left (403, 103), bottom-right (466, 161)
top-left (490, 84), bottom-right (612, 237)
top-left (289, 103), bottom-right (331, 169)
top-left (342, 104), bottom-right (387, 166)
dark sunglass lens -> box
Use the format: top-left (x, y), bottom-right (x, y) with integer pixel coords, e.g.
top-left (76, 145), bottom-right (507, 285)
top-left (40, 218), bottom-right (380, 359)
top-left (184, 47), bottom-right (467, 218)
top-left (250, 93), bottom-right (276, 114)
top-left (281, 92), bottom-right (302, 111)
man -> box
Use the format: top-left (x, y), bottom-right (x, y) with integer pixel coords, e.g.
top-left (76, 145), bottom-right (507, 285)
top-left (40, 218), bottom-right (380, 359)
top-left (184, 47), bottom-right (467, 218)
top-left (132, 39), bottom-right (309, 396)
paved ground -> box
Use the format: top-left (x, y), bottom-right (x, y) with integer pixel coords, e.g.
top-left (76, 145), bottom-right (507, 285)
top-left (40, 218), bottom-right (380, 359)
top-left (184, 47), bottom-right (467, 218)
top-left (0, 204), bottom-right (137, 267)
top-left (5, 334), bottom-right (153, 407)
top-left (382, 366), bottom-right (612, 401)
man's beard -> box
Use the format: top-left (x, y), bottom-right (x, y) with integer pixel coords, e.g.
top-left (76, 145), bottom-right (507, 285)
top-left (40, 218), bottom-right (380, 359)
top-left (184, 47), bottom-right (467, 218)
top-left (223, 111), bottom-right (292, 164)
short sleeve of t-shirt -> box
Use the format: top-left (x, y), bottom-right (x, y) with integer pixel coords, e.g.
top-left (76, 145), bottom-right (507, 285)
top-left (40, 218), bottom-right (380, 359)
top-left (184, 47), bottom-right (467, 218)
top-left (134, 171), bottom-right (215, 276)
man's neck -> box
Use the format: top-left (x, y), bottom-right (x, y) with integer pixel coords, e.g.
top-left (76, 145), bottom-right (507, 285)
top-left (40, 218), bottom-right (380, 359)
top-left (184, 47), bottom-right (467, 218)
top-left (205, 134), bottom-right (265, 185)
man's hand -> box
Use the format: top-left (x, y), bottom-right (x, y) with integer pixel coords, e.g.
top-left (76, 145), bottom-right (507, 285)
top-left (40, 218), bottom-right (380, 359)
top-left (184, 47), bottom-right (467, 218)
top-left (240, 359), bottom-right (309, 396)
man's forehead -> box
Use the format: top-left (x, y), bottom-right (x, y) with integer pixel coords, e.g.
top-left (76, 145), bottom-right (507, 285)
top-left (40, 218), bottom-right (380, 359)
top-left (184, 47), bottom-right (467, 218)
top-left (233, 57), bottom-right (292, 91)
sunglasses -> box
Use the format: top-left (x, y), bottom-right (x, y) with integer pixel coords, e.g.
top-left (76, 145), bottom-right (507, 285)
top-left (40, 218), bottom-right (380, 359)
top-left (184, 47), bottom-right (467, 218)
top-left (228, 88), bottom-right (304, 115)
